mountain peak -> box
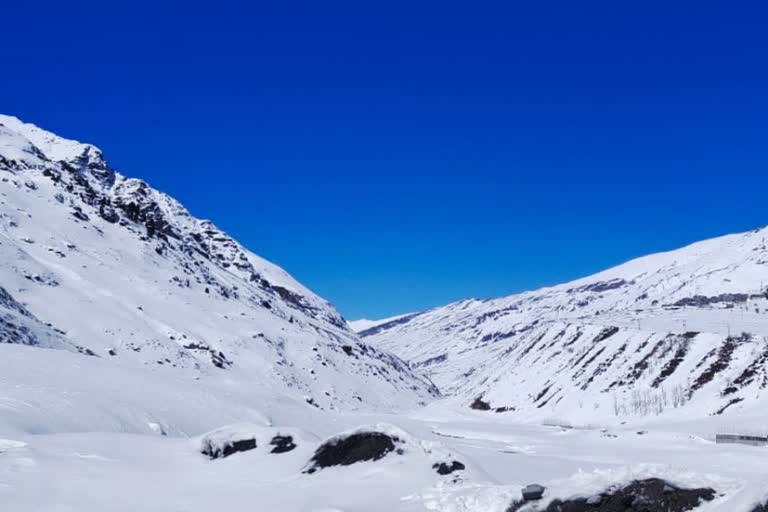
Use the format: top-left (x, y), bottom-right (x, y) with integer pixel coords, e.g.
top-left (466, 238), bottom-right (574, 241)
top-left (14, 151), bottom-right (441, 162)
top-left (0, 115), bottom-right (438, 414)
top-left (0, 113), bottom-right (115, 185)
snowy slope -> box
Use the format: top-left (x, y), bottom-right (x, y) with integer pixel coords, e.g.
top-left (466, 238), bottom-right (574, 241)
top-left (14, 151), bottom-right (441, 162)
top-left (348, 312), bottom-right (416, 333)
top-left (0, 114), bottom-right (437, 421)
top-left (4, 114), bottom-right (768, 512)
top-left (363, 228), bottom-right (768, 421)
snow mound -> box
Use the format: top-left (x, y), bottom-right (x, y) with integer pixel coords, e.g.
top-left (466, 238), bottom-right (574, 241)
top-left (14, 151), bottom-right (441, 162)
top-left (304, 423), bottom-right (464, 475)
top-left (196, 423), bottom-right (315, 460)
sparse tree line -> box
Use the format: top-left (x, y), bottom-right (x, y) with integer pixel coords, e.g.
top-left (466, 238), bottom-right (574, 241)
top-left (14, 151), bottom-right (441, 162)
top-left (612, 383), bottom-right (690, 417)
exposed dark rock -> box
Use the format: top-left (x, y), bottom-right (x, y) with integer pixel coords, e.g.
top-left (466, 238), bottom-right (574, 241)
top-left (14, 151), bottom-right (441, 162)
top-left (433, 460), bottom-right (466, 475)
top-left (652, 334), bottom-right (696, 388)
top-left (522, 484), bottom-right (546, 501)
top-left (690, 333), bottom-right (750, 396)
top-left (98, 204), bottom-right (120, 223)
top-left (724, 343), bottom-right (768, 395)
top-left (200, 437), bottom-right (257, 459)
top-left (210, 350), bottom-right (232, 369)
top-left (269, 435), bottom-right (297, 454)
top-left (0, 287), bottom-right (33, 318)
top-left (413, 353), bottom-right (448, 368)
top-left (470, 397), bottom-right (492, 411)
top-left (507, 478), bottom-right (715, 512)
top-left (593, 326), bottom-right (620, 344)
top-left (113, 180), bottom-right (180, 240)
top-left (70, 207), bottom-right (89, 221)
top-left (183, 342), bottom-right (232, 370)
top-left (673, 293), bottom-right (750, 308)
top-left (357, 313), bottom-right (422, 337)
top-left (304, 432), bottom-right (400, 474)
top-left (713, 397), bottom-right (744, 415)
top-left (570, 279), bottom-right (631, 294)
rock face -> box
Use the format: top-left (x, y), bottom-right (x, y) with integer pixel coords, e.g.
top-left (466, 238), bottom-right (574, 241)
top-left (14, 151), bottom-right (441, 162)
top-left (304, 431), bottom-right (401, 474)
top-left (507, 479), bottom-right (716, 512)
top-left (0, 113), bottom-right (438, 411)
top-left (363, 225), bottom-right (768, 420)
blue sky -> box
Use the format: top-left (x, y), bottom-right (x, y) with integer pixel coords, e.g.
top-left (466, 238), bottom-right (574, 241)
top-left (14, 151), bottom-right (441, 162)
top-left (4, 2), bottom-right (768, 319)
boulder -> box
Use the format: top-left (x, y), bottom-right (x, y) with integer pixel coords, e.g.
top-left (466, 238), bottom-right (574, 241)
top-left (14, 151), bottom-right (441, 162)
top-left (508, 479), bottom-right (716, 512)
top-left (433, 460), bottom-right (466, 475)
top-left (304, 431), bottom-right (401, 474)
top-left (522, 484), bottom-right (545, 501)
top-left (269, 435), bottom-right (297, 454)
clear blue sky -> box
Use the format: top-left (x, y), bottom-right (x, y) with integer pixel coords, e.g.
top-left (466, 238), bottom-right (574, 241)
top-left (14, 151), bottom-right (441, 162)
top-left (4, 2), bottom-right (767, 319)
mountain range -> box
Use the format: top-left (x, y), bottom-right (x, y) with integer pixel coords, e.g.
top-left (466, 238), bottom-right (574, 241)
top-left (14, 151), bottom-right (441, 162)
top-left (2, 114), bottom-right (768, 511)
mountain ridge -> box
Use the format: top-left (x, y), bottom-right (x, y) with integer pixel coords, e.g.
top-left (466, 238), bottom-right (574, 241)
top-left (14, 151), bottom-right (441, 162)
top-left (362, 224), bottom-right (768, 421)
top-left (0, 114), bottom-right (438, 425)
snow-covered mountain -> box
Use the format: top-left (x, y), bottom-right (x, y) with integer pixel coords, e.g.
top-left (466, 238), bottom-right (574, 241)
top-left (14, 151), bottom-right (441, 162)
top-left (0, 114), bottom-right (438, 425)
top-left (362, 228), bottom-right (768, 421)
top-left (5, 114), bottom-right (768, 512)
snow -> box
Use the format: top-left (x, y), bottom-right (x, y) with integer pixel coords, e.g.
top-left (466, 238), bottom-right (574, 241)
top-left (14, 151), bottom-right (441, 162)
top-left (0, 114), bottom-right (437, 413)
top-left (348, 313), bottom-right (416, 333)
top-left (3, 114), bottom-right (768, 510)
top-left (362, 226), bottom-right (768, 422)
top-left (2, 398), bottom-right (768, 511)
top-left (0, 114), bottom-right (99, 165)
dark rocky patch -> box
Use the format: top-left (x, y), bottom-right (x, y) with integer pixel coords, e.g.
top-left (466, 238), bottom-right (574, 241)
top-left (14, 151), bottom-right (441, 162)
top-left (183, 342), bottom-right (232, 369)
top-left (113, 180), bottom-right (180, 240)
top-left (751, 501), bottom-right (768, 512)
top-left (713, 397), bottom-right (744, 415)
top-left (357, 312), bottom-right (422, 337)
top-left (673, 293), bottom-right (749, 308)
top-left (522, 484), bottom-right (546, 501)
top-left (470, 397), bottom-right (492, 411)
top-left (200, 438), bottom-right (257, 459)
top-left (724, 343), bottom-right (768, 395)
top-left (0, 287), bottom-right (33, 318)
top-left (433, 460), bottom-right (466, 475)
top-left (517, 330), bottom-right (548, 359)
top-left (269, 435), bottom-right (296, 454)
top-left (570, 279), bottom-right (631, 294)
top-left (534, 384), bottom-right (553, 404)
top-left (593, 326), bottom-right (620, 344)
top-left (413, 353), bottom-right (448, 368)
top-left (652, 334), bottom-right (696, 388)
top-left (70, 206), bottom-right (89, 221)
top-left (610, 336), bottom-right (669, 389)
top-left (304, 432), bottom-right (400, 474)
top-left (507, 478), bottom-right (716, 512)
top-left (690, 333), bottom-right (750, 396)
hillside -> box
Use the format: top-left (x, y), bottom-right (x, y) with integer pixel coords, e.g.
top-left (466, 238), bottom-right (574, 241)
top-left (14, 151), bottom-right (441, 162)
top-left (0, 114), bottom-right (438, 434)
top-left (362, 227), bottom-right (768, 421)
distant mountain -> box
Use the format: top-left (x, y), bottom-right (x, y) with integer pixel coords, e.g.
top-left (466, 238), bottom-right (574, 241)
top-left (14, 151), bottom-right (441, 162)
top-left (362, 227), bottom-right (768, 420)
top-left (348, 313), bottom-right (416, 333)
top-left (0, 114), bottom-right (438, 418)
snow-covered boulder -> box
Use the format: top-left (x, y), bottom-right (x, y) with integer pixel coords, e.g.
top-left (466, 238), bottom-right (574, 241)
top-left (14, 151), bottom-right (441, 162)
top-left (508, 477), bottom-right (717, 512)
top-left (196, 424), bottom-right (310, 460)
top-left (304, 424), bottom-right (465, 476)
